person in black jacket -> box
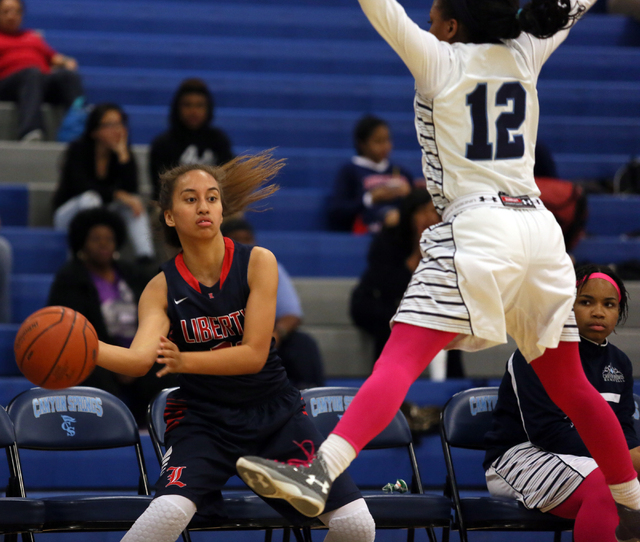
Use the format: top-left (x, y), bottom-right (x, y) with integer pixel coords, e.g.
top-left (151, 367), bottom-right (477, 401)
top-left (350, 187), bottom-right (464, 377)
top-left (148, 78), bottom-right (234, 200)
top-left (484, 264), bottom-right (640, 542)
top-left (47, 208), bottom-right (176, 425)
top-left (52, 103), bottom-right (155, 262)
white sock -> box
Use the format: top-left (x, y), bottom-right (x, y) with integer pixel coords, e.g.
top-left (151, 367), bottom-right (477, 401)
top-left (121, 495), bottom-right (197, 542)
top-left (319, 499), bottom-right (376, 542)
top-left (319, 434), bottom-right (357, 482)
top-left (610, 479), bottom-right (640, 510)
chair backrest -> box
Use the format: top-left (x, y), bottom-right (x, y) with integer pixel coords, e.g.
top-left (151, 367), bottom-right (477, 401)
top-left (147, 387), bottom-right (179, 463)
top-left (0, 405), bottom-right (26, 497)
top-left (8, 386), bottom-right (150, 495)
top-left (301, 387), bottom-right (413, 450)
top-left (7, 386), bottom-right (140, 451)
top-left (441, 387), bottom-right (499, 450)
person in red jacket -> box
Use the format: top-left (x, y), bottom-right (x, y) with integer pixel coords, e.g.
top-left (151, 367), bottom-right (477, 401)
top-left (0, 0), bottom-right (83, 140)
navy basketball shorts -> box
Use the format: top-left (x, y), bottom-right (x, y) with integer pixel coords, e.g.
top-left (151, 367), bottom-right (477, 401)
top-left (154, 385), bottom-right (362, 520)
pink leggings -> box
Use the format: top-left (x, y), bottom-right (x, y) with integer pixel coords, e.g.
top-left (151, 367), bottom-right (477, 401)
top-left (332, 323), bottom-right (636, 486)
top-left (549, 469), bottom-right (618, 542)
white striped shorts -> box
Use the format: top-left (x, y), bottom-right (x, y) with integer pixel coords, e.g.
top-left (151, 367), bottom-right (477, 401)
top-left (392, 205), bottom-right (579, 361)
top-left (485, 442), bottom-right (597, 512)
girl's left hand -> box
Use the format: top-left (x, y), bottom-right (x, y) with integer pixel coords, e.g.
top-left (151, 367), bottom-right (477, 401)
top-left (156, 336), bottom-right (184, 377)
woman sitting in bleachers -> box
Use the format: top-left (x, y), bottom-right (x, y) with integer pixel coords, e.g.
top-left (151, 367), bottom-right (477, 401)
top-left (52, 103), bottom-right (155, 264)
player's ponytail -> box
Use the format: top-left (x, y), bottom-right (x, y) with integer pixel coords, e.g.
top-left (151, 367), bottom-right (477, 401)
top-left (442, 0), bottom-right (584, 43)
top-left (517, 0), bottom-right (584, 39)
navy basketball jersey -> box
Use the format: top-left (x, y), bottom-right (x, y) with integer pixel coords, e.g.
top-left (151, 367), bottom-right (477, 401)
top-left (161, 237), bottom-right (290, 405)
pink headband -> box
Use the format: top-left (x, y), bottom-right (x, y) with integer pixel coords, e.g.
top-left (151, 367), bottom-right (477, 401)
top-left (578, 272), bottom-right (621, 302)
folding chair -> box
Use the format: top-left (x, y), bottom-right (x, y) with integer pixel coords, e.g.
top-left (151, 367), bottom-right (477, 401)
top-left (300, 386), bottom-right (452, 542)
top-left (147, 387), bottom-right (318, 542)
top-left (7, 386), bottom-right (154, 534)
top-left (0, 406), bottom-right (45, 541)
top-left (440, 386), bottom-right (574, 542)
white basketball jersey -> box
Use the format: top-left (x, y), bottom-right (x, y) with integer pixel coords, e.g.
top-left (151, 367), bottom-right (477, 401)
top-left (358, 0), bottom-right (595, 214)
top-left (416, 41), bottom-right (540, 211)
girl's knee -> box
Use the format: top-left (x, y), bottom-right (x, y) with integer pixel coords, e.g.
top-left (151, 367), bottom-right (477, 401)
top-left (321, 498), bottom-right (375, 542)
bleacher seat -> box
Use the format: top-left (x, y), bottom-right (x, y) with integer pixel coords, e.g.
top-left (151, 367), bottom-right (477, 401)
top-left (10, 274), bottom-right (55, 324)
top-left (256, 231), bottom-right (370, 277)
top-left (0, 185), bottom-right (28, 226)
top-left (585, 195), bottom-right (640, 236)
top-left (0, 324), bottom-right (22, 377)
top-left (2, 227), bottom-right (67, 274)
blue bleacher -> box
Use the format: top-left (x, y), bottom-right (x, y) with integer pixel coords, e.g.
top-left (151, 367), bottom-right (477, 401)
top-left (0, 185), bottom-right (28, 226)
top-left (256, 231), bottom-right (370, 277)
top-left (10, 274), bottom-right (55, 324)
top-left (2, 227), bottom-right (68, 274)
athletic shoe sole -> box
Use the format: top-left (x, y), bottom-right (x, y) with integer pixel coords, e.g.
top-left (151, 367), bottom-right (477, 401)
top-left (236, 457), bottom-right (326, 517)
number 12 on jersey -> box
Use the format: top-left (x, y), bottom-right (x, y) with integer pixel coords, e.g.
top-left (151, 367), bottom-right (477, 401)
top-left (466, 82), bottom-right (526, 161)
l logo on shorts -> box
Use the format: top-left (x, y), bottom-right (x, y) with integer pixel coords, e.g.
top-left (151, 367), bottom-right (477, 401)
top-left (166, 466), bottom-right (187, 487)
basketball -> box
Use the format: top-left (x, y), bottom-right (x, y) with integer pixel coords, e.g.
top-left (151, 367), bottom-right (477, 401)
top-left (14, 307), bottom-right (99, 389)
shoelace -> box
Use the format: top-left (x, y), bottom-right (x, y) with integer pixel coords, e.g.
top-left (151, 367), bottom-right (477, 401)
top-left (281, 440), bottom-right (317, 468)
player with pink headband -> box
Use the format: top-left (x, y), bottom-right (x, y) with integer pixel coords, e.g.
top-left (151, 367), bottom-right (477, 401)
top-left (484, 263), bottom-right (640, 542)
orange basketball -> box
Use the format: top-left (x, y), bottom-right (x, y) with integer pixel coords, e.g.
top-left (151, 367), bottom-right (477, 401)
top-left (14, 306), bottom-right (98, 389)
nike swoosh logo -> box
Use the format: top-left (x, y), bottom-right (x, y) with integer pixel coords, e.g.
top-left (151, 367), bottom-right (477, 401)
top-left (174, 297), bottom-right (188, 305)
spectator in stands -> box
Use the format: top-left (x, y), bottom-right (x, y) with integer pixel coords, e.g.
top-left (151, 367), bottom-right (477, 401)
top-left (220, 217), bottom-right (326, 389)
top-left (47, 208), bottom-right (176, 425)
top-left (485, 264), bottom-right (640, 542)
top-left (0, 218), bottom-right (11, 323)
top-left (52, 103), bottom-right (156, 264)
top-left (328, 114), bottom-right (418, 233)
top-left (350, 187), bottom-right (464, 377)
top-left (149, 78), bottom-right (234, 200)
top-left (0, 0), bottom-right (83, 141)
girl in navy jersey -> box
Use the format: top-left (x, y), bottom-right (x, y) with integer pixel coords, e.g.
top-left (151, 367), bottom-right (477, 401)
top-left (236, 0), bottom-right (640, 538)
top-left (485, 265), bottom-right (640, 542)
top-left (95, 154), bottom-right (374, 542)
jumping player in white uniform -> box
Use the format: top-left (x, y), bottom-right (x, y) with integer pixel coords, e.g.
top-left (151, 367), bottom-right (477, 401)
top-left (236, 0), bottom-right (640, 539)
top-left (95, 155), bottom-right (375, 542)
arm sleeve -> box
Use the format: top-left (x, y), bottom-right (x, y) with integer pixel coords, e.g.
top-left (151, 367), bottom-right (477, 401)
top-left (54, 143), bottom-right (100, 207)
top-left (327, 163), bottom-right (363, 231)
top-left (111, 150), bottom-right (139, 195)
top-left (275, 264), bottom-right (303, 320)
top-left (509, 351), bottom-right (590, 456)
top-left (357, 0), bottom-right (455, 97)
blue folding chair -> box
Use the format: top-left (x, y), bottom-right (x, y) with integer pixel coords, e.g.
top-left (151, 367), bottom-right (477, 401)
top-left (440, 387), bottom-right (574, 542)
top-left (0, 406), bottom-right (45, 541)
top-left (300, 386), bottom-right (452, 542)
top-left (147, 388), bottom-right (318, 542)
top-left (7, 386), bottom-right (153, 534)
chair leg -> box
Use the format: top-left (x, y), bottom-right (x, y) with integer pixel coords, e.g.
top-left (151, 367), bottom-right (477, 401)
top-left (425, 527), bottom-right (437, 542)
top-left (283, 527), bottom-right (291, 542)
top-left (292, 528), bottom-right (304, 542)
top-left (303, 526), bottom-right (312, 542)
top-left (180, 528), bottom-right (192, 542)
top-left (441, 526), bottom-right (450, 542)
top-left (264, 528), bottom-right (273, 542)
top-left (407, 527), bottom-right (415, 542)
top-left (553, 530), bottom-right (562, 542)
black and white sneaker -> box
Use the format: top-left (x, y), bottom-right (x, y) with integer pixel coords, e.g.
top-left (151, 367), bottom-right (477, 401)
top-left (616, 503), bottom-right (640, 542)
top-left (236, 454), bottom-right (332, 517)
